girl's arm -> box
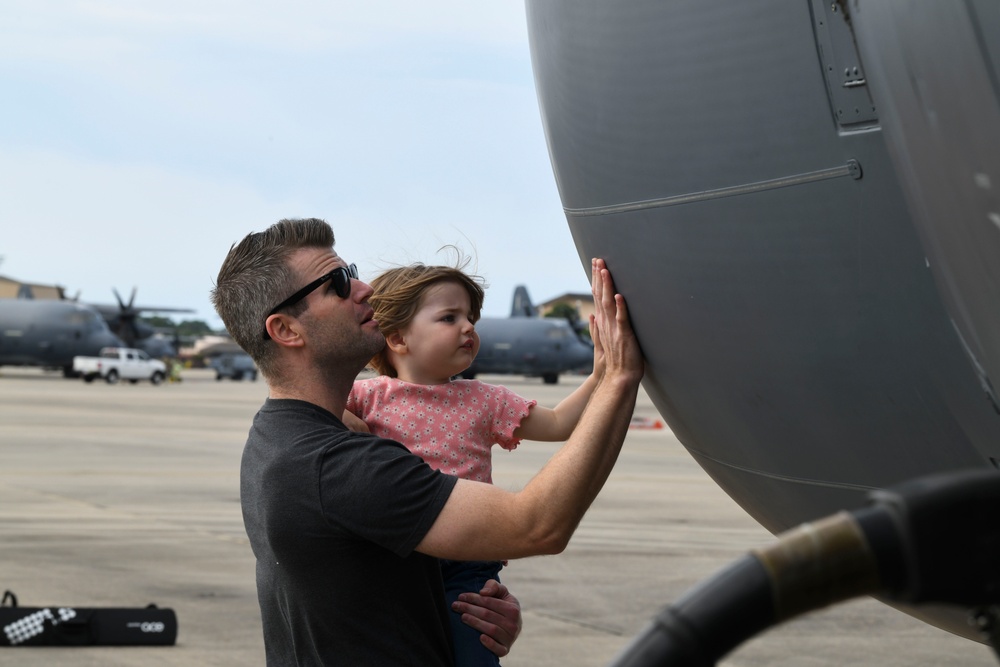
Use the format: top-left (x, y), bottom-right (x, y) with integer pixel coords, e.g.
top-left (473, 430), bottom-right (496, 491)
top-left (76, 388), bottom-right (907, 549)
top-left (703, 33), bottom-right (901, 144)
top-left (514, 314), bottom-right (606, 442)
top-left (416, 258), bottom-right (644, 562)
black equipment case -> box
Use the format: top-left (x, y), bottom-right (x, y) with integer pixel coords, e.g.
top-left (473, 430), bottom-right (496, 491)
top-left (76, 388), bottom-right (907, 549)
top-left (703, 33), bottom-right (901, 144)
top-left (0, 591), bottom-right (177, 646)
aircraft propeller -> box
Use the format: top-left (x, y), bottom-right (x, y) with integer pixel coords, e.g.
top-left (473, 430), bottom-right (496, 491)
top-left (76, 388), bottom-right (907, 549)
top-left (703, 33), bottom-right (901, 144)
top-left (545, 301), bottom-right (593, 346)
top-left (107, 287), bottom-right (155, 348)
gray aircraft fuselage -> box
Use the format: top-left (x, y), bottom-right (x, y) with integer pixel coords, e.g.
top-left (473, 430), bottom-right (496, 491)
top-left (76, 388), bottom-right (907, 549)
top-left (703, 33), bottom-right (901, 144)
top-left (466, 316), bottom-right (593, 384)
top-left (0, 299), bottom-right (124, 373)
top-left (526, 0), bottom-right (1000, 643)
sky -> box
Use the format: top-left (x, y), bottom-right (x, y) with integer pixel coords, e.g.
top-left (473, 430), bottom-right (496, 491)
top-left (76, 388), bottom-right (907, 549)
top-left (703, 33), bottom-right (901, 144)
top-left (0, 1), bottom-right (588, 330)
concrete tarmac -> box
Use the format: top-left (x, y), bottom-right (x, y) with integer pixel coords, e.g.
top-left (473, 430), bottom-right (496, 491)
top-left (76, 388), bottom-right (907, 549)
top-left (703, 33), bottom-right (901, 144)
top-left (0, 368), bottom-right (994, 666)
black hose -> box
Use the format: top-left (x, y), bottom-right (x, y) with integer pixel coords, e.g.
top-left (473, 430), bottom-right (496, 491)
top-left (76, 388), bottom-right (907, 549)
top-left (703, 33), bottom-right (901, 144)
top-left (608, 468), bottom-right (1000, 666)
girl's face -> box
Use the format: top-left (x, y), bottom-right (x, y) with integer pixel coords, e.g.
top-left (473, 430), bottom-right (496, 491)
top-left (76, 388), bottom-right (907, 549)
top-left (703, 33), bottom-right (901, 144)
top-left (391, 281), bottom-right (480, 385)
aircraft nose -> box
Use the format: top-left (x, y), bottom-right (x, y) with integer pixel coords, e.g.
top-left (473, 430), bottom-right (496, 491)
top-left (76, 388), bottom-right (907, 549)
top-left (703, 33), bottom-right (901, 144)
top-left (573, 339), bottom-right (595, 368)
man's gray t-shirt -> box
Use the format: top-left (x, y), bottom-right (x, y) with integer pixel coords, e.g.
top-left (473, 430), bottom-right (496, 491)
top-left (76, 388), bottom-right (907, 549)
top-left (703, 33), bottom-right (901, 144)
top-left (241, 398), bottom-right (459, 666)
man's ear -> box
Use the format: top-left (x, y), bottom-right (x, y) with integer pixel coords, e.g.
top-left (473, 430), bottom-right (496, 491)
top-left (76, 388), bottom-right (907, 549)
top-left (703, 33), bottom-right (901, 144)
top-left (265, 314), bottom-right (305, 348)
top-left (385, 331), bottom-right (407, 355)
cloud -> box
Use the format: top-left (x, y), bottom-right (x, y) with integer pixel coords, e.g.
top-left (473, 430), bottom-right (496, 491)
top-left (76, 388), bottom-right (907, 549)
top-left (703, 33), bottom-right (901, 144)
top-left (0, 2), bottom-right (590, 331)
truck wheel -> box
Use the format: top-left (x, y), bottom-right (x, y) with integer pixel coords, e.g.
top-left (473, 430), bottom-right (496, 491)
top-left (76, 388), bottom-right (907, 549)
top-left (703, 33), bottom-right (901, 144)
top-left (232, 372), bottom-right (243, 381)
top-left (151, 371), bottom-right (165, 386)
top-left (105, 369), bottom-right (120, 385)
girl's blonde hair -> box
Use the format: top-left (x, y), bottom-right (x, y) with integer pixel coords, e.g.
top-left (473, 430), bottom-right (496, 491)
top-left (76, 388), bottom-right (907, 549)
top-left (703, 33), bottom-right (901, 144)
top-left (368, 263), bottom-right (486, 377)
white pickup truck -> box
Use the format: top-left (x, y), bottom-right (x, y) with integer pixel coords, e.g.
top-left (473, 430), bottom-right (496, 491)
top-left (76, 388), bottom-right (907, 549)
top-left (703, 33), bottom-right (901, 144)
top-left (73, 347), bottom-right (167, 385)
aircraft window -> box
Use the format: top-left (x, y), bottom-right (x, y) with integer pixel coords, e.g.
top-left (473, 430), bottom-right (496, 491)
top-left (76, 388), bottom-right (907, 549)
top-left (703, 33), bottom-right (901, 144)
top-left (546, 327), bottom-right (569, 340)
top-left (68, 309), bottom-right (107, 332)
top-left (92, 313), bottom-right (113, 332)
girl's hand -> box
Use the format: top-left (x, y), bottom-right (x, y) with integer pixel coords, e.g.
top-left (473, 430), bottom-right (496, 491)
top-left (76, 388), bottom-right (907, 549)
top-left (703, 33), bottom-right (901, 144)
top-left (341, 410), bottom-right (371, 433)
top-left (589, 312), bottom-right (607, 379)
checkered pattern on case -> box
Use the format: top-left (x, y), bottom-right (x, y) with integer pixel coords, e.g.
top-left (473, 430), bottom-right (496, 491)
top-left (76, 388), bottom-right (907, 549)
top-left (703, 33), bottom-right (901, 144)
top-left (3, 607), bottom-right (77, 645)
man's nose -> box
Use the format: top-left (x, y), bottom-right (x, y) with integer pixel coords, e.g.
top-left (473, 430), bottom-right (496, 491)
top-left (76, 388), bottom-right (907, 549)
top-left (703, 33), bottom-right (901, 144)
top-left (353, 279), bottom-right (374, 302)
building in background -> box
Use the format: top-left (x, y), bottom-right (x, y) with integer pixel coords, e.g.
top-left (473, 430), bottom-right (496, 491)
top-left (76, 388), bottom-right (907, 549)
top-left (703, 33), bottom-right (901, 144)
top-left (0, 276), bottom-right (67, 300)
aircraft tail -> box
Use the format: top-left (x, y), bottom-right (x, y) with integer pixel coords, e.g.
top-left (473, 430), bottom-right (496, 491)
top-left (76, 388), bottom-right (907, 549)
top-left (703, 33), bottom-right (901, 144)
top-left (509, 286), bottom-right (538, 318)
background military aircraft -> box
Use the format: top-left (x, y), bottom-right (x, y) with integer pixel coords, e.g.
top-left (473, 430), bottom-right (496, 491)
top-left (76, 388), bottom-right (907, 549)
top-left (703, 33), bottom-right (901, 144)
top-left (87, 287), bottom-right (192, 357)
top-left (462, 285), bottom-right (594, 384)
top-left (0, 299), bottom-right (123, 376)
top-left (0, 287), bottom-right (193, 376)
top-left (526, 0), bottom-right (1000, 649)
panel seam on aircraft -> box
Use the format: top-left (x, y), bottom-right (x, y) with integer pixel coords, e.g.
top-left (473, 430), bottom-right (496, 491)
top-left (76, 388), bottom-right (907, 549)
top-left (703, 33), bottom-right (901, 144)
top-left (564, 163), bottom-right (855, 217)
top-left (686, 447), bottom-right (877, 494)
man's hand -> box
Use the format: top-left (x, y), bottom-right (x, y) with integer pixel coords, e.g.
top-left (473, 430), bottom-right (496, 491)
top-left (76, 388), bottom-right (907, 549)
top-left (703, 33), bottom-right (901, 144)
top-left (452, 579), bottom-right (522, 658)
top-left (591, 257), bottom-right (643, 383)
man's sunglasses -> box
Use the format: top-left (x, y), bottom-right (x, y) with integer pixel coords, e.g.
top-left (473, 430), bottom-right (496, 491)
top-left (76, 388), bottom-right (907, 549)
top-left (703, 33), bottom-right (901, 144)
top-left (262, 263), bottom-right (358, 339)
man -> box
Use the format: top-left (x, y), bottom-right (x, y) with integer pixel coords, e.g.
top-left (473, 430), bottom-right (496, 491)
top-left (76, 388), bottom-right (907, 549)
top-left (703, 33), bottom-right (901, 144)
top-left (211, 218), bottom-right (644, 666)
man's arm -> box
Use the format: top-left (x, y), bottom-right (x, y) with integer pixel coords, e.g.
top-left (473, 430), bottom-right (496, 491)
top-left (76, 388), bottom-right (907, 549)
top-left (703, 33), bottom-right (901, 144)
top-left (416, 258), bottom-right (644, 560)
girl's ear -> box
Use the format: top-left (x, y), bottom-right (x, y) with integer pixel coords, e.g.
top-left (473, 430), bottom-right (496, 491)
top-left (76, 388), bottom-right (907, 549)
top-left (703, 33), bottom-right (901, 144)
top-left (385, 331), bottom-right (407, 355)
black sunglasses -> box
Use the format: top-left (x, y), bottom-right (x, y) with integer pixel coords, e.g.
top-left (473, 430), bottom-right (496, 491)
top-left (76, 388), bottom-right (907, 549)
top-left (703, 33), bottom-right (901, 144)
top-left (263, 263), bottom-right (358, 339)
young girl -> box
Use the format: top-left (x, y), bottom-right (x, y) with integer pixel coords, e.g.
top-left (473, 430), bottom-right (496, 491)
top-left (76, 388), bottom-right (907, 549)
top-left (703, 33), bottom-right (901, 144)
top-left (345, 262), bottom-right (605, 667)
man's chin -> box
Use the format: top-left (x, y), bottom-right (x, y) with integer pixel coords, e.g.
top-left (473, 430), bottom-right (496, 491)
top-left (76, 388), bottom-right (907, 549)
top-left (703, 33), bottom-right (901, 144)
top-left (361, 334), bottom-right (386, 363)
